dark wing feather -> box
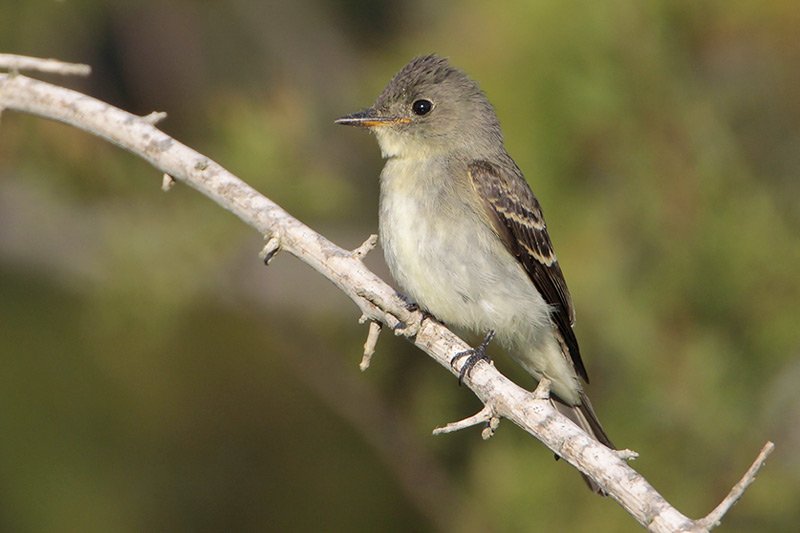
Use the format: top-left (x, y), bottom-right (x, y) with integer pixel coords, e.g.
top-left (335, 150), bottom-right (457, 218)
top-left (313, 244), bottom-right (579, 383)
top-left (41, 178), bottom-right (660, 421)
top-left (468, 160), bottom-right (589, 383)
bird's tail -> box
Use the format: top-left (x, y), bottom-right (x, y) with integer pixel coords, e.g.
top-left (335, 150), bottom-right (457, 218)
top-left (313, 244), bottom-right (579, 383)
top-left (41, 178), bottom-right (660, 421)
top-left (553, 392), bottom-right (615, 495)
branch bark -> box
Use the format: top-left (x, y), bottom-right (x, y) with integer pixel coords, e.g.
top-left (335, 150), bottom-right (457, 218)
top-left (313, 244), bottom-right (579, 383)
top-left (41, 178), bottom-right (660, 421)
top-left (0, 54), bottom-right (91, 76)
top-left (0, 64), bottom-right (773, 532)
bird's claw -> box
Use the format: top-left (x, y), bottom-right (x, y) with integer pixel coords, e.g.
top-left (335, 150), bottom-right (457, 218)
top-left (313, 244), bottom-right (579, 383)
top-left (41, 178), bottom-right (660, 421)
top-left (451, 330), bottom-right (495, 385)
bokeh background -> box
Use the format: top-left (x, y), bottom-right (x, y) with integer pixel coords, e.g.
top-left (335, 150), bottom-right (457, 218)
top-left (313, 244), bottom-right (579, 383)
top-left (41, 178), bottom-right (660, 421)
top-left (1, 1), bottom-right (799, 531)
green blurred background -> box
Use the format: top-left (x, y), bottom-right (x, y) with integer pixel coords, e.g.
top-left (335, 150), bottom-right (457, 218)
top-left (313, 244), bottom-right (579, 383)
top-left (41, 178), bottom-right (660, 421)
top-left (1, 1), bottom-right (798, 531)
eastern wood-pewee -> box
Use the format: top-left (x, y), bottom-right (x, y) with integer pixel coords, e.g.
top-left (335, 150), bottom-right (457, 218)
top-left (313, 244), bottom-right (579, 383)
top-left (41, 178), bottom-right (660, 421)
top-left (336, 55), bottom-right (614, 492)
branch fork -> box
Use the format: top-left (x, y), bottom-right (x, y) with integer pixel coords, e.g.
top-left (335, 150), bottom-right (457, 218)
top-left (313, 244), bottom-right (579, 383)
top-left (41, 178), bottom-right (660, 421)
top-left (354, 286), bottom-right (423, 337)
top-left (697, 441), bottom-right (775, 530)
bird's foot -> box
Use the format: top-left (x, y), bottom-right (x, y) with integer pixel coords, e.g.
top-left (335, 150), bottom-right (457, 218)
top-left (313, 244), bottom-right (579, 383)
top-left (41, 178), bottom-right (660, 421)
top-left (451, 330), bottom-right (495, 385)
top-left (396, 292), bottom-right (419, 313)
top-left (391, 294), bottom-right (437, 335)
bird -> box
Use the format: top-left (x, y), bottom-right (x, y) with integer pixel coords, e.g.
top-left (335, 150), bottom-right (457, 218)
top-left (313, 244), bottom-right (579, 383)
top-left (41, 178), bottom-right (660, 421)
top-left (336, 54), bottom-right (613, 492)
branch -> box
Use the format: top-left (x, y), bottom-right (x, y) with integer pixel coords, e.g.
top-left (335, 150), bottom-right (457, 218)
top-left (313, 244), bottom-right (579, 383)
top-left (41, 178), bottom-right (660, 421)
top-left (698, 441), bottom-right (775, 530)
top-left (432, 404), bottom-right (497, 438)
top-left (0, 54), bottom-right (91, 76)
top-left (0, 68), bottom-right (773, 532)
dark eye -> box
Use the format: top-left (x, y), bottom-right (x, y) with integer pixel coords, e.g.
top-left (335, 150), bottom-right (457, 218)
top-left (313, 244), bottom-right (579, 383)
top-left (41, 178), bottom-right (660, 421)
top-left (412, 99), bottom-right (432, 116)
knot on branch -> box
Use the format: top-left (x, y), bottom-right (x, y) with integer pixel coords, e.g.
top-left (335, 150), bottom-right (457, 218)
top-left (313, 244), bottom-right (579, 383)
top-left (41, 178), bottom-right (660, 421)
top-left (260, 233), bottom-right (282, 265)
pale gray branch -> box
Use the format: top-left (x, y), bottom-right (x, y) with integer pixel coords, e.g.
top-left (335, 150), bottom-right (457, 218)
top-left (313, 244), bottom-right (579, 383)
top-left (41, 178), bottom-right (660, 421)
top-left (0, 54), bottom-right (91, 76)
top-left (698, 441), bottom-right (775, 530)
top-left (0, 68), bottom-right (773, 532)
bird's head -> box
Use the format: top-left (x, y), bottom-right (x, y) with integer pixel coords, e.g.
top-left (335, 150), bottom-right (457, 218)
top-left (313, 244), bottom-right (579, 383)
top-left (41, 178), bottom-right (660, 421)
top-left (336, 54), bottom-right (503, 160)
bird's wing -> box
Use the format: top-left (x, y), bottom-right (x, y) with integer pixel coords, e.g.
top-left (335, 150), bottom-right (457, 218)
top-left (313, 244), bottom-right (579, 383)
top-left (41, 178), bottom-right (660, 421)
top-left (468, 160), bottom-right (588, 382)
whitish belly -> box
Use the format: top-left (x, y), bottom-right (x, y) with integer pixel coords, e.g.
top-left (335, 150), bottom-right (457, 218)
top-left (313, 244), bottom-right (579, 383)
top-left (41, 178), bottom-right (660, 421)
top-left (377, 158), bottom-right (581, 402)
top-left (379, 170), bottom-right (550, 337)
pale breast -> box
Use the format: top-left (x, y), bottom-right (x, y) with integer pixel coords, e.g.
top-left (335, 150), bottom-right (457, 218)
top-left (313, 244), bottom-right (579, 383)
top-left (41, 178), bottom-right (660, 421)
top-left (378, 157), bottom-right (551, 336)
top-left (377, 156), bottom-right (584, 401)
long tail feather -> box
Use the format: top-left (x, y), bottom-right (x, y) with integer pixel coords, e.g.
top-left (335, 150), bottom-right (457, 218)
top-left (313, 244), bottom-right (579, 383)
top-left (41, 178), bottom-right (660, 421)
top-left (553, 393), bottom-right (614, 494)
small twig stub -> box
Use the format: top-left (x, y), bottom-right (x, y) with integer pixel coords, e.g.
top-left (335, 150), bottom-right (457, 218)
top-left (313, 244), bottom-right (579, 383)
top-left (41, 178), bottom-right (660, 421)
top-left (260, 235), bottom-right (281, 265)
top-left (360, 320), bottom-right (382, 371)
top-left (352, 234), bottom-right (378, 260)
top-left (161, 173), bottom-right (176, 192)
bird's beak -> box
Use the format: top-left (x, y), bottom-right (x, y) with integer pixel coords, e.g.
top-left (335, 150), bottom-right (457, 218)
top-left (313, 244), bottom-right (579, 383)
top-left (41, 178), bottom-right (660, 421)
top-left (335, 109), bottom-right (409, 128)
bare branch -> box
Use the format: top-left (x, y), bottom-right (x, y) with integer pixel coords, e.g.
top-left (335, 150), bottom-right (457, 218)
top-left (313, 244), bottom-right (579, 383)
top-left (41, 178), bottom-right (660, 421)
top-left (0, 68), bottom-right (773, 533)
top-left (0, 54), bottom-right (91, 76)
top-left (698, 441), bottom-right (775, 530)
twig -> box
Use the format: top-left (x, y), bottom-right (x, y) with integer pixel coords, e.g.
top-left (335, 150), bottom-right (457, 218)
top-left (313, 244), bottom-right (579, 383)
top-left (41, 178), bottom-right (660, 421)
top-left (0, 54), bottom-right (91, 76)
top-left (698, 441), bottom-right (775, 530)
top-left (360, 319), bottom-right (382, 370)
top-left (432, 404), bottom-right (495, 436)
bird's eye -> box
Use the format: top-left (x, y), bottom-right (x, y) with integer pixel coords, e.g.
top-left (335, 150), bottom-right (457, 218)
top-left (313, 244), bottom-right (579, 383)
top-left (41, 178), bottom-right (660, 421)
top-left (412, 99), bottom-right (433, 116)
